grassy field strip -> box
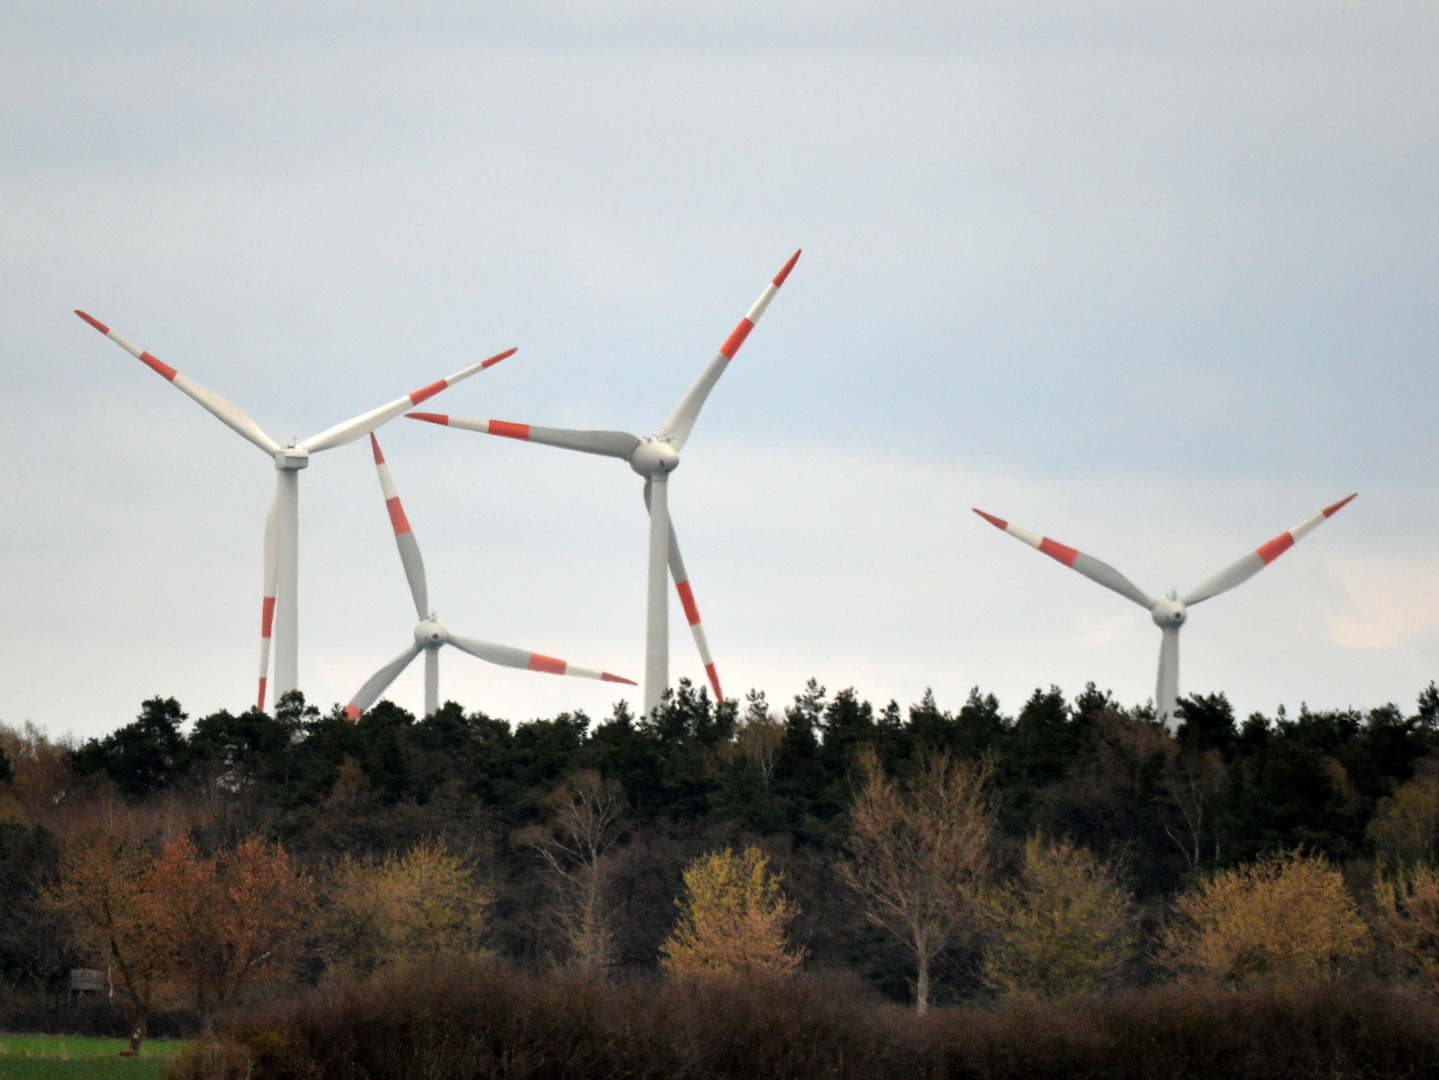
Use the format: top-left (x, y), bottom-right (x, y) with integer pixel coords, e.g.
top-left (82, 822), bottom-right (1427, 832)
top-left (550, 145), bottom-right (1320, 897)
top-left (0, 1035), bottom-right (189, 1080)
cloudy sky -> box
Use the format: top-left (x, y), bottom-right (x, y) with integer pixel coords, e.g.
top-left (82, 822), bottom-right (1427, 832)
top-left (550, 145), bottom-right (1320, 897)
top-left (2, 2), bottom-right (1436, 740)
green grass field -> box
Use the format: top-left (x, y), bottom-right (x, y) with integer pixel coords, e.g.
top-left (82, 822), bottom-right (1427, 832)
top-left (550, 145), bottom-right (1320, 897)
top-left (0, 1034), bottom-right (189, 1080)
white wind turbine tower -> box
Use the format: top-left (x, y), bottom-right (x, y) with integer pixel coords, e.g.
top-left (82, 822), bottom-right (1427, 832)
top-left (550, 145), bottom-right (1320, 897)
top-left (973, 494), bottom-right (1356, 726)
top-left (75, 310), bottom-right (513, 710)
top-left (407, 250), bottom-right (801, 718)
top-left (344, 434), bottom-right (636, 719)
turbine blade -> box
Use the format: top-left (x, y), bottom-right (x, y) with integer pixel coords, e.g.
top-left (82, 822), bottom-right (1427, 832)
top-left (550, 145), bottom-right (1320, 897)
top-left (1157, 626), bottom-right (1180, 727)
top-left (256, 476), bottom-right (281, 711)
top-left (300, 347), bottom-right (515, 454)
top-left (644, 481), bottom-right (722, 701)
top-left (1180, 493), bottom-right (1357, 607)
top-left (653, 250), bottom-right (801, 452)
top-left (406, 413), bottom-right (641, 460)
top-left (446, 634), bottom-right (635, 684)
top-left (344, 643), bottom-right (423, 720)
top-left (369, 435), bottom-right (429, 618)
top-left (75, 311), bottom-right (281, 456)
top-left (972, 508), bottom-right (1154, 609)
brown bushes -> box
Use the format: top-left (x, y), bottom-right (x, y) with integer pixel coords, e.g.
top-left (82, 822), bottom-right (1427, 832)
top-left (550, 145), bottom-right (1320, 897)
top-left (171, 958), bottom-right (1439, 1080)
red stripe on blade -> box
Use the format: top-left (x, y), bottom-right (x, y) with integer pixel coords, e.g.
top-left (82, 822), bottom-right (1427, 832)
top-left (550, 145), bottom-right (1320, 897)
top-left (675, 580), bottom-right (701, 626)
top-left (529, 653), bottom-right (567, 676)
top-left (406, 412), bottom-right (449, 425)
top-left (385, 496), bottom-right (412, 535)
top-left (74, 310), bottom-right (110, 334)
top-left (489, 419), bottom-right (531, 440)
top-left (719, 318), bottom-right (754, 360)
top-left (344, 703), bottom-right (361, 721)
top-left (139, 351), bottom-right (178, 381)
top-left (370, 433), bottom-right (385, 464)
top-left (256, 678), bottom-right (267, 712)
top-left (602, 672), bottom-right (638, 685)
top-left (773, 249), bottom-right (802, 287)
top-left (482, 347), bottom-right (517, 368)
top-left (1039, 537), bottom-right (1079, 567)
top-left (1323, 493), bottom-right (1357, 517)
top-left (704, 663), bottom-right (722, 701)
top-left (1257, 532), bottom-right (1295, 564)
top-left (261, 596), bottom-right (276, 637)
top-left (408, 378), bottom-right (449, 406)
top-left (972, 508), bottom-right (1008, 530)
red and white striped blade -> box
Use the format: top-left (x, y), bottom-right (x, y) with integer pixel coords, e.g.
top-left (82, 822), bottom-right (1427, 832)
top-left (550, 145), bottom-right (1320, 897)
top-left (973, 508), bottom-right (1154, 609)
top-left (256, 476), bottom-right (281, 711)
top-left (446, 633), bottom-right (635, 685)
top-left (1181, 493), bottom-right (1357, 607)
top-left (300, 347), bottom-right (515, 454)
top-left (653, 250), bottom-right (801, 452)
top-left (405, 413), bottom-right (641, 460)
top-left (344, 642), bottom-right (424, 720)
top-left (369, 434), bottom-right (429, 619)
top-left (76, 311), bottom-right (282, 457)
top-left (644, 481), bottom-right (722, 701)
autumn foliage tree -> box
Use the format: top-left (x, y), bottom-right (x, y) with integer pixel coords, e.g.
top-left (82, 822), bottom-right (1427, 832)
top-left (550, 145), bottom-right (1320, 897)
top-left (1372, 863), bottom-right (1439, 985)
top-left (147, 833), bottom-right (312, 1025)
top-left (840, 748), bottom-right (992, 1012)
top-left (45, 834), bottom-right (168, 1055)
top-left (660, 846), bottom-right (803, 979)
top-left (321, 838), bottom-right (491, 977)
top-left (981, 834), bottom-right (1137, 1000)
top-left (1163, 850), bottom-right (1367, 986)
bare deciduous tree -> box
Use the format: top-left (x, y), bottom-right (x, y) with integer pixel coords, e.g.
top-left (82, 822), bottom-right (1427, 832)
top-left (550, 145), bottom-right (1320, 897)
top-left (839, 748), bottom-right (992, 1013)
top-left (733, 691), bottom-right (784, 788)
top-left (523, 771), bottom-right (626, 971)
top-left (1159, 748), bottom-right (1227, 871)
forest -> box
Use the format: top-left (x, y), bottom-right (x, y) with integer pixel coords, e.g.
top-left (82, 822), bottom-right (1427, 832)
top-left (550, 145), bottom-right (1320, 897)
top-left (5, 677), bottom-right (1439, 1076)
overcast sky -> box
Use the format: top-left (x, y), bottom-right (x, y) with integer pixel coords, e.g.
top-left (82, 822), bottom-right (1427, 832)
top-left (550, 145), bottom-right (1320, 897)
top-left (2, 2), bottom-right (1436, 740)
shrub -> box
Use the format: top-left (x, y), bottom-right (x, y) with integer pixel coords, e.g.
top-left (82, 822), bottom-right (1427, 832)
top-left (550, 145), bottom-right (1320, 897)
top-left (168, 959), bottom-right (1439, 1080)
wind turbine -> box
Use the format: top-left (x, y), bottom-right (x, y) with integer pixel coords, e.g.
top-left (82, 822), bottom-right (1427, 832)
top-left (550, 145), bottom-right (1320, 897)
top-left (972, 494), bottom-right (1356, 725)
top-left (344, 434), bottom-right (635, 720)
top-left (74, 310), bottom-right (513, 710)
top-left (407, 250), bottom-right (801, 717)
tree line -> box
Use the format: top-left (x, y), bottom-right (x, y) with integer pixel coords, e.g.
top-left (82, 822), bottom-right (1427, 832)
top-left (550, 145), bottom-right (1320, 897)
top-left (3, 676), bottom-right (1439, 1037)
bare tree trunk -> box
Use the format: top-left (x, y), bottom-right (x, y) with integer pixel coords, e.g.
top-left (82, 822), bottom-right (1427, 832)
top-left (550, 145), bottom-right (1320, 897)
top-left (915, 951), bottom-right (931, 1014)
top-left (121, 1016), bottom-right (146, 1057)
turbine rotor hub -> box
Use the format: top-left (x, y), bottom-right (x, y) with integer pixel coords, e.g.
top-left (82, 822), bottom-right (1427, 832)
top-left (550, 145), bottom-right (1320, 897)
top-left (1150, 596), bottom-right (1187, 628)
top-left (414, 618), bottom-right (447, 648)
top-left (629, 437), bottom-right (680, 477)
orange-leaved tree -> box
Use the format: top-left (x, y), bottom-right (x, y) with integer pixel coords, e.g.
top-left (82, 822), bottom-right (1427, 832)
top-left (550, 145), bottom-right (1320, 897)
top-left (148, 833), bottom-right (313, 1025)
top-left (45, 833), bottom-right (166, 1056)
top-left (660, 846), bottom-right (803, 979)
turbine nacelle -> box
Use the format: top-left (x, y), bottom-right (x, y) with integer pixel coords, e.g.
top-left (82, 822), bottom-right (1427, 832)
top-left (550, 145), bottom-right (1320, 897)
top-left (629, 437), bottom-right (680, 478)
top-left (414, 618), bottom-right (447, 649)
top-left (1150, 596), bottom-right (1187, 629)
top-left (273, 447), bottom-right (310, 471)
